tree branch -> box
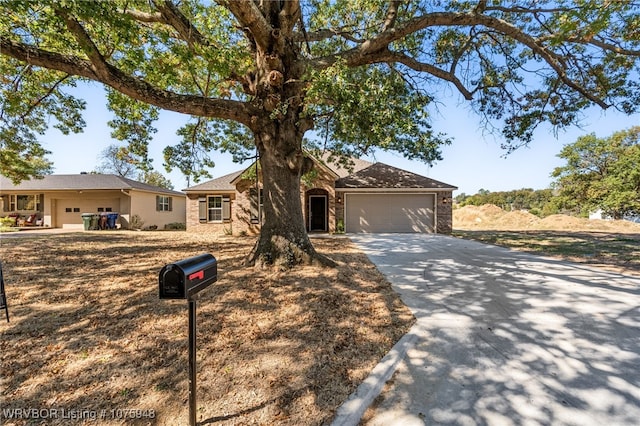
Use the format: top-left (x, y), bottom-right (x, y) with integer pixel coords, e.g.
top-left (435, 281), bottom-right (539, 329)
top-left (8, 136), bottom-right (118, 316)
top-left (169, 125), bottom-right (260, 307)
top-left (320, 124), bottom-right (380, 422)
top-left (220, 0), bottom-right (272, 51)
top-left (279, 0), bottom-right (301, 35)
top-left (311, 11), bottom-right (611, 108)
top-left (54, 7), bottom-right (112, 80)
top-left (0, 37), bottom-right (256, 128)
top-left (152, 0), bottom-right (212, 48)
top-left (21, 74), bottom-right (71, 120)
top-left (382, 0), bottom-right (402, 32)
top-left (292, 28), bottom-right (364, 43)
top-left (379, 50), bottom-right (474, 100)
top-left (560, 36), bottom-right (640, 57)
top-left (123, 9), bottom-right (163, 23)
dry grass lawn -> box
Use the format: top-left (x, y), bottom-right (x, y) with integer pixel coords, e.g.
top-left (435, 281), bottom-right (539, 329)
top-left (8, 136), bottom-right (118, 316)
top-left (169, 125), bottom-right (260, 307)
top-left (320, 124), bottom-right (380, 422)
top-left (0, 231), bottom-right (414, 425)
top-left (454, 204), bottom-right (640, 276)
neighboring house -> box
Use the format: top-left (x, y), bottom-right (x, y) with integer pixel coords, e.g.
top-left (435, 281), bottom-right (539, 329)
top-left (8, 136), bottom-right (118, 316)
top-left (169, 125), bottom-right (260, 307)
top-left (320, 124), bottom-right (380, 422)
top-left (184, 156), bottom-right (457, 235)
top-left (0, 174), bottom-right (186, 229)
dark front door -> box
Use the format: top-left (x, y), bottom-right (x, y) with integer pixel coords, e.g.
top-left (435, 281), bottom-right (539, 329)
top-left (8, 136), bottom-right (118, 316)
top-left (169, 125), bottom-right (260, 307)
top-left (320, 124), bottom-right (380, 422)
top-left (309, 196), bottom-right (327, 231)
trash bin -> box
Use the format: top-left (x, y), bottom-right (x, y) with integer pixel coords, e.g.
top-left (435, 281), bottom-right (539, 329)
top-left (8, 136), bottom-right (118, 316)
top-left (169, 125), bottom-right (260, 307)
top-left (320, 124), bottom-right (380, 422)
top-left (106, 213), bottom-right (119, 229)
top-left (90, 214), bottom-right (100, 230)
top-left (81, 213), bottom-right (93, 231)
top-left (98, 213), bottom-right (108, 230)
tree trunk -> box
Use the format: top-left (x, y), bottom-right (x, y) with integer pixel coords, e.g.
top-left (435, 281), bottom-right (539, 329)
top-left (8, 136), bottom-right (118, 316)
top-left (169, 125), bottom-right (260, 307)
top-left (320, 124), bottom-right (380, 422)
top-left (246, 122), bottom-right (333, 269)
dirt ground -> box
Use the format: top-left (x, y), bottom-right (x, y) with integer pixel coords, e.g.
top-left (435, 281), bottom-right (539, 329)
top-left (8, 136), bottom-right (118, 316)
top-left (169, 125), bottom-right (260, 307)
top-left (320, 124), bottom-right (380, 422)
top-left (454, 205), bottom-right (640, 275)
top-left (0, 232), bottom-right (414, 425)
top-left (454, 204), bottom-right (640, 232)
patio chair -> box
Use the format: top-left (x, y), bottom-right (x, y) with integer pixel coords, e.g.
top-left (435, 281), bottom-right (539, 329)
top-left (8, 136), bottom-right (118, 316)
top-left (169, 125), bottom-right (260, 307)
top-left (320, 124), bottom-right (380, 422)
top-left (24, 214), bottom-right (38, 226)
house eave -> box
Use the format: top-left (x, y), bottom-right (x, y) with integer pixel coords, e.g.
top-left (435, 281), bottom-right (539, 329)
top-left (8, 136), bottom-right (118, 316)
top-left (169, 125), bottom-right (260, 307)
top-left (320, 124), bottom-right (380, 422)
top-left (336, 187), bottom-right (457, 192)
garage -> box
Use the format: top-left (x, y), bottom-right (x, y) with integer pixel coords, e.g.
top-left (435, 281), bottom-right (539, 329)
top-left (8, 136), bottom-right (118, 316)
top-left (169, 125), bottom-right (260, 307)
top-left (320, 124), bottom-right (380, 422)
top-left (345, 193), bottom-right (435, 233)
top-left (55, 197), bottom-right (121, 228)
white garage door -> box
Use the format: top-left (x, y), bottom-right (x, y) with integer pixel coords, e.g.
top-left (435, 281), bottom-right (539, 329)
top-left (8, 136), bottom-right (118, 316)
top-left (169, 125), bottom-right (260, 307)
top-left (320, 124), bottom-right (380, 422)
top-left (345, 193), bottom-right (435, 233)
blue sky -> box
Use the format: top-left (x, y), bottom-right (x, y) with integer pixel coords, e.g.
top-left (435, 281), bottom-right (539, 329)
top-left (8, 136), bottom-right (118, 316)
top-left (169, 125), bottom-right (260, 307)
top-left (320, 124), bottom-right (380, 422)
top-left (43, 82), bottom-right (639, 194)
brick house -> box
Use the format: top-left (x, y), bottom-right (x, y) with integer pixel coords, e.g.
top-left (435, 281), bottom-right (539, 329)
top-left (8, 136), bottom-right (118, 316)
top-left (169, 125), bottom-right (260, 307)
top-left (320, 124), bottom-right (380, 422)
top-left (184, 156), bottom-right (456, 235)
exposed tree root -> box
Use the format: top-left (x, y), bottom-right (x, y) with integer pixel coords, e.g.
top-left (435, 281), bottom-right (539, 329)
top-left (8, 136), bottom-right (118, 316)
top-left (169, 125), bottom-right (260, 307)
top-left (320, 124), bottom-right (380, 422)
top-left (246, 234), bottom-right (337, 270)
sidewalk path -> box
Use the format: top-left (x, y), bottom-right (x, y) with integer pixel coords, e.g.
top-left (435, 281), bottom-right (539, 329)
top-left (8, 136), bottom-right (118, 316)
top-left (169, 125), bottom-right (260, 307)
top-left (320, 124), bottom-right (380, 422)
top-left (333, 234), bottom-right (640, 426)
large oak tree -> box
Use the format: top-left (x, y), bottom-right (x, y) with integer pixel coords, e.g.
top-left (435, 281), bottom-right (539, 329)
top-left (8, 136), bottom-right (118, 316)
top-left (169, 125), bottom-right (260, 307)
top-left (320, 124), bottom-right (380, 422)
top-left (2, 0), bottom-right (639, 266)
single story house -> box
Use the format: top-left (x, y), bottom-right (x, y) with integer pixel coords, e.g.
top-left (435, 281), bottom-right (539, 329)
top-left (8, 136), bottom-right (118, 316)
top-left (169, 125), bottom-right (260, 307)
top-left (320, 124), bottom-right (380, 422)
top-left (184, 156), bottom-right (457, 234)
top-left (0, 173), bottom-right (186, 229)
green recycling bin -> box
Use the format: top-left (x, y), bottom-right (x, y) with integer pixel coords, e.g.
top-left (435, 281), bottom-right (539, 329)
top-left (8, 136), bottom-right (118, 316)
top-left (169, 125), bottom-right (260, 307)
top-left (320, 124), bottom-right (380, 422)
top-left (81, 213), bottom-right (93, 231)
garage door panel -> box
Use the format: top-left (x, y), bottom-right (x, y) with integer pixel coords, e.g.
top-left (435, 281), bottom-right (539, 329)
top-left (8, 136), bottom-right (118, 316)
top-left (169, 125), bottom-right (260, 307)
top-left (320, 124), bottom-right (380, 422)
top-left (55, 198), bottom-right (120, 228)
top-left (345, 194), bottom-right (434, 233)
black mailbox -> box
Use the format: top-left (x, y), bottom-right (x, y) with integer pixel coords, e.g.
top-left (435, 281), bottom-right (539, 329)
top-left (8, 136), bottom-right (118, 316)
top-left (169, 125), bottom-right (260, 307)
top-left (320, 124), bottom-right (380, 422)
top-left (159, 254), bottom-right (217, 299)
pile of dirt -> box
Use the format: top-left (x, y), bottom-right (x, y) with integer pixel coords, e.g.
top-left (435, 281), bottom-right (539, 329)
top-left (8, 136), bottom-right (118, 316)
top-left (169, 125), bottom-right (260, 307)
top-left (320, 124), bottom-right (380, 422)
top-left (454, 204), bottom-right (640, 233)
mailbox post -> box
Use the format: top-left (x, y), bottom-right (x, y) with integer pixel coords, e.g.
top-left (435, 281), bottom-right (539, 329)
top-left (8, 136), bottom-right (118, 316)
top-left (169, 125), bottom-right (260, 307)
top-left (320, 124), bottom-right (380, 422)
top-left (159, 254), bottom-right (217, 426)
top-left (0, 262), bottom-right (8, 322)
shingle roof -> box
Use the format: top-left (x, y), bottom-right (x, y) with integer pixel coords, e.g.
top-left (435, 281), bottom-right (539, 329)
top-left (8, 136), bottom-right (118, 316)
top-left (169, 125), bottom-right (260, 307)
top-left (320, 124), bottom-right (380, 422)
top-left (0, 174), bottom-right (184, 196)
top-left (182, 170), bottom-right (243, 192)
top-left (182, 158), bottom-right (457, 192)
top-left (316, 152), bottom-right (373, 178)
top-left (335, 163), bottom-right (457, 189)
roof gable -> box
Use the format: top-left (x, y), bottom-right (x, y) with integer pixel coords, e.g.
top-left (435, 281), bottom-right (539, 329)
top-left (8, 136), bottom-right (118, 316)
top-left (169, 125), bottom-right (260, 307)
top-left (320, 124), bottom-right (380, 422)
top-left (183, 170), bottom-right (243, 192)
top-left (0, 174), bottom-right (184, 196)
top-left (335, 163), bottom-right (457, 190)
top-left (315, 152), bottom-right (373, 178)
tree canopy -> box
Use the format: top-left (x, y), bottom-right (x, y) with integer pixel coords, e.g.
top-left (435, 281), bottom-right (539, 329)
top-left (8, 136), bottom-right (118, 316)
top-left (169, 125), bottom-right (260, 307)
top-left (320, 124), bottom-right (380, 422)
top-left (552, 126), bottom-right (640, 219)
top-left (2, 0), bottom-right (640, 265)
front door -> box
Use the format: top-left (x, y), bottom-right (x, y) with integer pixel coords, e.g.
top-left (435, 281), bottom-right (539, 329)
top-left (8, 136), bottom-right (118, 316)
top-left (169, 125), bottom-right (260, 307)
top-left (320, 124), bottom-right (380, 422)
top-left (309, 195), bottom-right (327, 232)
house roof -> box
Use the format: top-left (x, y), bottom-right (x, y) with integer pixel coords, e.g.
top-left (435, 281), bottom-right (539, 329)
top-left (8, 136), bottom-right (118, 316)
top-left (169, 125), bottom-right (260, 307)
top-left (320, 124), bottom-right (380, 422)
top-left (182, 157), bottom-right (457, 193)
top-left (183, 170), bottom-right (243, 192)
top-left (316, 152), bottom-right (373, 178)
top-left (335, 162), bottom-right (458, 190)
top-left (0, 174), bottom-right (185, 196)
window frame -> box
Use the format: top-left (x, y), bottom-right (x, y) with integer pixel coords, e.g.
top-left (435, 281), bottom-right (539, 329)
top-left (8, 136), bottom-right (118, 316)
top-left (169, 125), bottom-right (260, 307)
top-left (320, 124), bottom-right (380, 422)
top-left (156, 195), bottom-right (172, 212)
top-left (207, 195), bottom-right (223, 223)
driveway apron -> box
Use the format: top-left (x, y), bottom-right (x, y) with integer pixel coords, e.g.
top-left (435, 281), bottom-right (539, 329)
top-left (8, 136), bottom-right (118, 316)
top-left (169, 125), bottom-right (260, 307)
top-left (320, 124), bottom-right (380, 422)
top-left (334, 234), bottom-right (640, 426)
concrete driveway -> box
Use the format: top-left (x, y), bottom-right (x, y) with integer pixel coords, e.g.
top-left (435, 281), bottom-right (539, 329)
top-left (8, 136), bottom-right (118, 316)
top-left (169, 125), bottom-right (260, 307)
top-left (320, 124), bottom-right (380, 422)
top-left (333, 234), bottom-right (640, 426)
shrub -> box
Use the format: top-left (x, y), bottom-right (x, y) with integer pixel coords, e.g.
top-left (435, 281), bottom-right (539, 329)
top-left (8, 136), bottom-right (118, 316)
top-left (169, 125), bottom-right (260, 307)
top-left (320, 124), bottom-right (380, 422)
top-left (0, 217), bottom-right (16, 227)
top-left (130, 214), bottom-right (144, 230)
top-left (164, 222), bottom-right (186, 230)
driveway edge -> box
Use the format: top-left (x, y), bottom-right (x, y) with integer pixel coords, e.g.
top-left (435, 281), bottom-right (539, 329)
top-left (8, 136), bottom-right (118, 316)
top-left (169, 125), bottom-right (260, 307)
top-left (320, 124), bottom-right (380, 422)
top-left (331, 324), bottom-right (420, 426)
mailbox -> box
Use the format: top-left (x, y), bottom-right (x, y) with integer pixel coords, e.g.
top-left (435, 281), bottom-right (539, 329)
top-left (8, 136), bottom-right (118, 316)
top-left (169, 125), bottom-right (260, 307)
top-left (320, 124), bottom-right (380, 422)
top-left (159, 254), bottom-right (217, 299)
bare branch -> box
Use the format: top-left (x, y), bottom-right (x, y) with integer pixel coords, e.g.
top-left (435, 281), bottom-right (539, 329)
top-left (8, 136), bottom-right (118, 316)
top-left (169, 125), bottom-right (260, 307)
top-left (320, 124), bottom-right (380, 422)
top-left (554, 36), bottom-right (640, 57)
top-left (379, 50), bottom-right (474, 100)
top-left (21, 74), bottom-right (71, 120)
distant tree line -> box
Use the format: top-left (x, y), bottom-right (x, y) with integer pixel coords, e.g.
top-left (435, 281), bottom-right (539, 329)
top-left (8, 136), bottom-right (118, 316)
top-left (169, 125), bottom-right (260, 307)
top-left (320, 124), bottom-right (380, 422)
top-left (456, 127), bottom-right (640, 220)
top-left (455, 188), bottom-right (562, 218)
